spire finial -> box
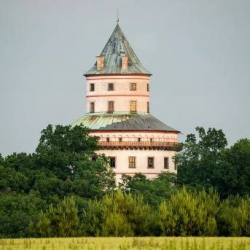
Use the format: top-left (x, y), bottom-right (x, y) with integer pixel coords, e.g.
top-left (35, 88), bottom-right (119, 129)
top-left (117, 8), bottom-right (119, 23)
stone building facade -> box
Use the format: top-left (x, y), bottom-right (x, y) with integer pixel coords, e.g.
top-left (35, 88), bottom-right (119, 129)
top-left (73, 23), bottom-right (180, 181)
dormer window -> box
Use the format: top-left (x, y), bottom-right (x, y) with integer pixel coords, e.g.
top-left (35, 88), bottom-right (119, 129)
top-left (108, 83), bottom-right (114, 91)
top-left (130, 83), bottom-right (137, 91)
top-left (90, 83), bottom-right (95, 92)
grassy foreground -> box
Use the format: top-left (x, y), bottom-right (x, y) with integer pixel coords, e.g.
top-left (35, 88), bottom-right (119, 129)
top-left (0, 237), bottom-right (250, 250)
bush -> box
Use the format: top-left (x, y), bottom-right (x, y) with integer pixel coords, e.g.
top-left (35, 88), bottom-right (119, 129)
top-left (31, 196), bottom-right (79, 237)
top-left (159, 187), bottom-right (219, 236)
top-left (81, 190), bottom-right (153, 236)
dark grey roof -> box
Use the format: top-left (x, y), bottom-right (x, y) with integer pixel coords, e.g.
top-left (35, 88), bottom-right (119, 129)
top-left (73, 112), bottom-right (179, 132)
top-left (85, 24), bottom-right (151, 75)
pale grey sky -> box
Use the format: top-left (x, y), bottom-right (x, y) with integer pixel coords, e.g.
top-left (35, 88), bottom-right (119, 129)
top-left (0, 0), bottom-right (249, 156)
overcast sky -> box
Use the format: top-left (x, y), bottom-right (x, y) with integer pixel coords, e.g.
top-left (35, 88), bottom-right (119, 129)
top-left (0, 0), bottom-right (249, 156)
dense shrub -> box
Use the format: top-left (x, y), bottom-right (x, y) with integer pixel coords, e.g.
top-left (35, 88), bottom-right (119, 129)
top-left (81, 190), bottom-right (153, 236)
top-left (159, 187), bottom-right (219, 236)
top-left (31, 197), bottom-right (79, 237)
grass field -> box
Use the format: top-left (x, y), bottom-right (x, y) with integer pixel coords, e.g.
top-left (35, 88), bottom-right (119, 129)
top-left (0, 237), bottom-right (250, 250)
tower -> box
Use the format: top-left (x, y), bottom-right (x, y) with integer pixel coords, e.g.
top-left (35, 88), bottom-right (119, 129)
top-left (73, 23), bottom-right (180, 181)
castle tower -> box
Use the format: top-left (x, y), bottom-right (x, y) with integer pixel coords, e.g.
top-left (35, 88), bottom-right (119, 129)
top-left (73, 23), bottom-right (180, 181)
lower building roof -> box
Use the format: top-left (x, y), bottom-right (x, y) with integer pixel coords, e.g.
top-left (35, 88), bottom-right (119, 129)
top-left (72, 112), bottom-right (179, 133)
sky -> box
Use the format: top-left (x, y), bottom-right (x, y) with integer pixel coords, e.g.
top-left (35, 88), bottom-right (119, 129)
top-left (0, 0), bottom-right (249, 156)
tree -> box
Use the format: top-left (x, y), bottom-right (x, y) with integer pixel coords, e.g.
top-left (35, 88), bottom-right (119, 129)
top-left (119, 172), bottom-right (177, 207)
top-left (32, 196), bottom-right (79, 237)
top-left (0, 124), bottom-right (116, 238)
top-left (217, 196), bottom-right (250, 236)
top-left (177, 127), bottom-right (228, 191)
top-left (0, 192), bottom-right (45, 238)
top-left (34, 124), bottom-right (115, 198)
top-left (81, 190), bottom-right (153, 236)
top-left (213, 139), bottom-right (250, 197)
top-left (177, 127), bottom-right (250, 198)
top-left (159, 187), bottom-right (219, 236)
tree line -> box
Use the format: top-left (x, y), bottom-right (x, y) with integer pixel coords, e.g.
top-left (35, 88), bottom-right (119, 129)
top-left (0, 125), bottom-right (249, 238)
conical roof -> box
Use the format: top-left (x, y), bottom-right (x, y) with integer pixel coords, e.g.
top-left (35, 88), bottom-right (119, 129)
top-left (85, 24), bottom-right (151, 75)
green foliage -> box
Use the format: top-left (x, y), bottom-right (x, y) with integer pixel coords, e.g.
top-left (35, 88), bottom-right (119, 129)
top-left (101, 191), bottom-right (152, 236)
top-left (81, 191), bottom-right (152, 236)
top-left (177, 127), bottom-right (250, 199)
top-left (217, 197), bottom-right (250, 236)
top-left (119, 172), bottom-right (177, 207)
top-left (213, 139), bottom-right (250, 197)
top-left (177, 127), bottom-right (227, 190)
top-left (0, 124), bottom-right (115, 238)
top-left (0, 192), bottom-right (45, 238)
top-left (32, 197), bottom-right (79, 237)
top-left (159, 187), bottom-right (219, 236)
top-left (0, 125), bottom-right (250, 238)
top-left (80, 200), bottom-right (103, 236)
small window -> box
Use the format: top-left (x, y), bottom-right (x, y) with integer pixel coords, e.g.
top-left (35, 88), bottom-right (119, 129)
top-left (147, 102), bottom-right (150, 113)
top-left (164, 157), bottom-right (169, 169)
top-left (130, 83), bottom-right (137, 91)
top-left (147, 83), bottom-right (149, 92)
top-left (174, 161), bottom-right (177, 171)
top-left (130, 101), bottom-right (137, 113)
top-left (90, 83), bottom-right (95, 92)
top-left (106, 137), bottom-right (110, 142)
top-left (119, 138), bottom-right (122, 142)
top-left (108, 101), bottom-right (114, 113)
top-left (110, 157), bottom-right (116, 168)
top-left (90, 102), bottom-right (95, 113)
top-left (138, 138), bottom-right (141, 142)
top-left (129, 156), bottom-right (136, 168)
top-left (150, 138), bottom-right (153, 142)
top-left (148, 157), bottom-right (154, 169)
top-left (108, 83), bottom-right (114, 91)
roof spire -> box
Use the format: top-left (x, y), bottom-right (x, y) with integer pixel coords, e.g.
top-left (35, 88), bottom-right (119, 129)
top-left (117, 8), bottom-right (119, 23)
top-left (85, 21), bottom-right (150, 75)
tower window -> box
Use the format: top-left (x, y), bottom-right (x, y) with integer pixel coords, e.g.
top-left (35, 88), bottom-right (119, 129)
top-left (129, 156), bottom-right (136, 168)
top-left (108, 101), bottom-right (114, 113)
top-left (148, 157), bottom-right (154, 169)
top-left (119, 138), bottom-right (122, 142)
top-left (110, 157), bottom-right (116, 168)
top-left (90, 83), bottom-right (95, 92)
top-left (106, 137), bottom-right (110, 142)
top-left (164, 157), bottom-right (169, 169)
top-left (130, 83), bottom-right (137, 91)
top-left (90, 102), bottom-right (95, 113)
top-left (138, 138), bottom-right (141, 142)
top-left (108, 83), bottom-right (114, 91)
top-left (147, 102), bottom-right (150, 113)
top-left (147, 83), bottom-right (149, 92)
top-left (130, 101), bottom-right (137, 113)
